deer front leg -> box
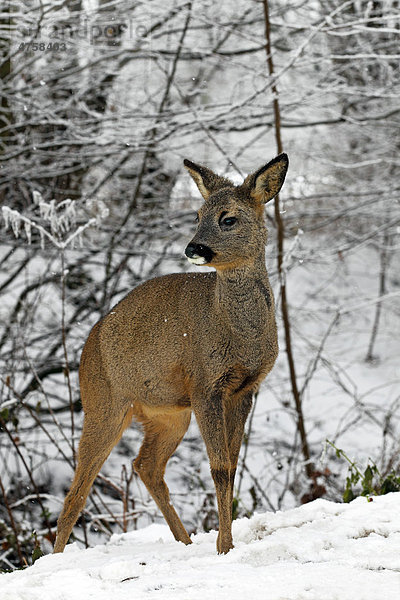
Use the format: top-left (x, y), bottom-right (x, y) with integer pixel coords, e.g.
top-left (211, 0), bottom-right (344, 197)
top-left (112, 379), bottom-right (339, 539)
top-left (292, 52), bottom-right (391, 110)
top-left (193, 390), bottom-right (233, 554)
top-left (225, 393), bottom-right (253, 515)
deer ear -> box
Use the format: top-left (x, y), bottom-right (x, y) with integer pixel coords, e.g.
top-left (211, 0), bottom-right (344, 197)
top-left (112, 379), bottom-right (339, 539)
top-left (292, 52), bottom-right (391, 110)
top-left (184, 159), bottom-right (233, 200)
top-left (246, 153), bottom-right (289, 204)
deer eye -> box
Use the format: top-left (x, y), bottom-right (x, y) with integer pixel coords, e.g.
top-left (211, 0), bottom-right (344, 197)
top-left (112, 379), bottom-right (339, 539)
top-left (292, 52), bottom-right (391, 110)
top-left (220, 215), bottom-right (237, 228)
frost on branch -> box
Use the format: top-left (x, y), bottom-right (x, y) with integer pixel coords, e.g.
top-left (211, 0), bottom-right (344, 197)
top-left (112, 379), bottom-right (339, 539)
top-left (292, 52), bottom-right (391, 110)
top-left (1, 193), bottom-right (108, 250)
top-left (85, 198), bottom-right (110, 225)
top-left (24, 221), bottom-right (32, 245)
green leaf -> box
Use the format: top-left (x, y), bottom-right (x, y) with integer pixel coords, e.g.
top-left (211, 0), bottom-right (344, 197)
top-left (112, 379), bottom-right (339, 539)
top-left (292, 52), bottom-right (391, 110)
top-left (380, 474), bottom-right (400, 495)
top-left (32, 544), bottom-right (43, 563)
top-left (343, 475), bottom-right (355, 503)
top-left (343, 486), bottom-right (354, 503)
top-left (363, 465), bottom-right (374, 485)
top-left (350, 469), bottom-right (360, 485)
top-left (361, 465), bottom-right (375, 495)
top-left (231, 497), bottom-right (239, 521)
top-left (31, 531), bottom-right (44, 564)
top-left (0, 408), bottom-right (9, 421)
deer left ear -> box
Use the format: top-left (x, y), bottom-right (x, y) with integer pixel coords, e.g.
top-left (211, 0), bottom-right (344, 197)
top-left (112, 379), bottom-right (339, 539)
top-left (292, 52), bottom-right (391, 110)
top-left (246, 153), bottom-right (289, 204)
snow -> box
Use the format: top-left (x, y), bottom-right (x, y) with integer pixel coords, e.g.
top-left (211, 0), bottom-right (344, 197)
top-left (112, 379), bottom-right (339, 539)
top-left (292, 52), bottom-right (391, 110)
top-left (2, 494), bottom-right (400, 600)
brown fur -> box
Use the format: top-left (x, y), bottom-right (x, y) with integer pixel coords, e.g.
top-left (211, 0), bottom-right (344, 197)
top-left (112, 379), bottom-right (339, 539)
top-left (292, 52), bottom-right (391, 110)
top-left (54, 153), bottom-right (288, 555)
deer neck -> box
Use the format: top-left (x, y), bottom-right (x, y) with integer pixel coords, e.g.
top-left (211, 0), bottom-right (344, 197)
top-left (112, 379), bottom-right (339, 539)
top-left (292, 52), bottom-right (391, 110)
top-left (214, 254), bottom-right (273, 336)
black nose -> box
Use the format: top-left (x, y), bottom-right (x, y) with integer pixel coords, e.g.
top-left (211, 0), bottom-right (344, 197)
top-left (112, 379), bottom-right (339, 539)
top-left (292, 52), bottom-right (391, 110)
top-left (185, 243), bottom-right (201, 258)
top-left (185, 243), bottom-right (214, 262)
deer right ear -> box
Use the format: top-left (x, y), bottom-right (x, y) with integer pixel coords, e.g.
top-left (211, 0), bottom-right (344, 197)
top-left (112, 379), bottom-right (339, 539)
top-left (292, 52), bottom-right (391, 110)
top-left (184, 159), bottom-right (233, 200)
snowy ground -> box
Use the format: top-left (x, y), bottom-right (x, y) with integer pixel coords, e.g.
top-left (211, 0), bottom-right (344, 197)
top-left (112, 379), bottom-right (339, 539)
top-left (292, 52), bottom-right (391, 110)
top-left (2, 493), bottom-right (400, 600)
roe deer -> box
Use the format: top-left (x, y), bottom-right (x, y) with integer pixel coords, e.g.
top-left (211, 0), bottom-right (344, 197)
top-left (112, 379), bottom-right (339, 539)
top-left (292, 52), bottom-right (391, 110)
top-left (54, 153), bottom-right (288, 555)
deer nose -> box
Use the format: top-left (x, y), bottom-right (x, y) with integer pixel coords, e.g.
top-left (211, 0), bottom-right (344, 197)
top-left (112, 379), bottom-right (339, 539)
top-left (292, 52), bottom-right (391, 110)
top-left (185, 243), bottom-right (203, 258)
top-left (185, 243), bottom-right (214, 265)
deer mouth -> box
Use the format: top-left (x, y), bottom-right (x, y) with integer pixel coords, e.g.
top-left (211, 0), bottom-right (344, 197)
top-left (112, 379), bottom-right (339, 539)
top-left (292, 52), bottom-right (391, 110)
top-left (185, 243), bottom-right (215, 265)
top-left (187, 256), bottom-right (208, 265)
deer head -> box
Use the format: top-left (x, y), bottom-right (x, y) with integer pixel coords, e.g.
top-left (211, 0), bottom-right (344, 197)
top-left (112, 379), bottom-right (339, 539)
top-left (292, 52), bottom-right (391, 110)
top-left (184, 154), bottom-right (288, 271)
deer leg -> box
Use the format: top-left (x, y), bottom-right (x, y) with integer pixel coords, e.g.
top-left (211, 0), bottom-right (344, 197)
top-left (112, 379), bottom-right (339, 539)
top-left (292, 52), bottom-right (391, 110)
top-left (54, 405), bottom-right (133, 553)
top-left (133, 410), bottom-right (192, 545)
top-left (225, 393), bottom-right (253, 518)
top-left (193, 391), bottom-right (233, 554)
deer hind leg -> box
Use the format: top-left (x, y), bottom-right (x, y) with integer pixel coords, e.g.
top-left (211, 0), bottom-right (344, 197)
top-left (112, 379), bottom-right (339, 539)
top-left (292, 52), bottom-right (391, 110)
top-left (133, 409), bottom-right (192, 545)
top-left (54, 403), bottom-right (133, 553)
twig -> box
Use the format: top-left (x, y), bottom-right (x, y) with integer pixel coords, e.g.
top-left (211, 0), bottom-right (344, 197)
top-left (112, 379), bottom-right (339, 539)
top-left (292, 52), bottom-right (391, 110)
top-left (0, 474), bottom-right (24, 565)
top-left (60, 249), bottom-right (75, 465)
top-left (262, 0), bottom-right (313, 479)
top-left (0, 417), bottom-right (54, 545)
top-left (365, 221), bottom-right (391, 362)
top-left (236, 394), bottom-right (258, 498)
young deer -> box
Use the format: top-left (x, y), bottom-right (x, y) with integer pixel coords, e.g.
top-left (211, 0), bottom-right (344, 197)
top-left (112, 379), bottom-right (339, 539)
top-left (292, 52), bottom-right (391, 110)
top-left (54, 153), bottom-right (288, 555)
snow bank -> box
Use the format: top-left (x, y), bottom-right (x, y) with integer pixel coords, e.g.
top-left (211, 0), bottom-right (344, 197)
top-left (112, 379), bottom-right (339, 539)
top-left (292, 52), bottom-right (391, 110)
top-left (2, 493), bottom-right (400, 600)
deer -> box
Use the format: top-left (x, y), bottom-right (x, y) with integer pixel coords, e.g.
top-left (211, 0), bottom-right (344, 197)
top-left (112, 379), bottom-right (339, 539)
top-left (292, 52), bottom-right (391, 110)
top-left (54, 152), bottom-right (288, 555)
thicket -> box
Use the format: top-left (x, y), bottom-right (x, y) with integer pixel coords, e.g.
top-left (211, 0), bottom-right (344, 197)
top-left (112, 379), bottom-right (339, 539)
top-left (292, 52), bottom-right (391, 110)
top-left (1, 0), bottom-right (399, 569)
